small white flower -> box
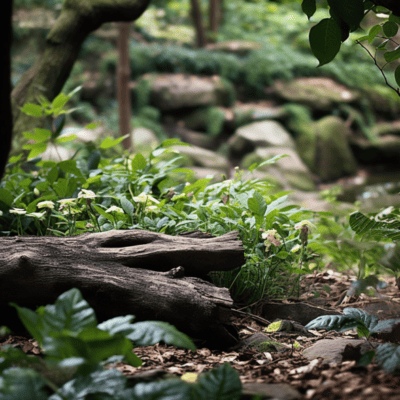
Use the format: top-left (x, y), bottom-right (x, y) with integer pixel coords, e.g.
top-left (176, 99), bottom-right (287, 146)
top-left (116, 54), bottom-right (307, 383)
top-left (78, 189), bottom-right (96, 199)
top-left (291, 244), bottom-right (302, 253)
top-left (58, 198), bottom-right (77, 205)
top-left (106, 206), bottom-right (124, 214)
top-left (9, 208), bottom-right (26, 215)
top-left (37, 201), bottom-right (55, 209)
top-left (0, 210), bottom-right (3, 216)
top-left (132, 192), bottom-right (160, 204)
top-left (27, 212), bottom-right (46, 219)
top-left (261, 229), bottom-right (278, 239)
top-left (145, 205), bottom-right (159, 213)
top-left (34, 188), bottom-right (40, 196)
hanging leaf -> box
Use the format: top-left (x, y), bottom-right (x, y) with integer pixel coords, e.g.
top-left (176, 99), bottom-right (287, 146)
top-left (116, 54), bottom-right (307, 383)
top-left (383, 21), bottom-right (399, 37)
top-left (309, 18), bottom-right (342, 66)
top-left (302, 0), bottom-right (316, 19)
top-left (395, 65), bottom-right (400, 87)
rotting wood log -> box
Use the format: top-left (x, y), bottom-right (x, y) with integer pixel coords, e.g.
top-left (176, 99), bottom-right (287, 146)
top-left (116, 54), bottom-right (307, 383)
top-left (0, 229), bottom-right (244, 348)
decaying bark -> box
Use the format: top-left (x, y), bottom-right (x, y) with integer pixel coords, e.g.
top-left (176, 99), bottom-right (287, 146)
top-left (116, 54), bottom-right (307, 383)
top-left (0, 230), bottom-right (244, 348)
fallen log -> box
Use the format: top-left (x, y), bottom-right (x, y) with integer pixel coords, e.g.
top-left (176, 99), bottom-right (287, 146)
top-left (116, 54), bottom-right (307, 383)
top-left (0, 229), bottom-right (244, 348)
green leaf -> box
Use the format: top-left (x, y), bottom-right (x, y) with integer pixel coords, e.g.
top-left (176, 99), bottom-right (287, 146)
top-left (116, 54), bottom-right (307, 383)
top-left (0, 188), bottom-right (13, 206)
top-left (383, 21), bottom-right (399, 37)
top-left (349, 211), bottom-right (400, 241)
top-left (302, 0), bottom-right (316, 19)
top-left (58, 160), bottom-right (83, 178)
top-left (52, 93), bottom-right (69, 111)
top-left (389, 13), bottom-right (400, 24)
top-left (256, 154), bottom-right (289, 170)
top-left (120, 197), bottom-right (134, 217)
top-left (92, 205), bottom-right (114, 222)
top-left (84, 122), bottom-right (101, 130)
top-left (24, 142), bottom-right (48, 159)
top-left (193, 363), bottom-right (242, 400)
top-left (309, 18), bottom-right (342, 66)
top-left (22, 129), bottom-right (51, 143)
top-left (384, 47), bottom-right (400, 63)
top-left (247, 191), bottom-right (267, 217)
top-left (131, 153), bottom-right (147, 171)
top-left (100, 134), bottom-right (129, 149)
top-left (328, 0), bottom-right (364, 32)
top-left (55, 134), bottom-right (77, 144)
top-left (0, 368), bottom-right (48, 400)
top-left (375, 343), bottom-right (400, 373)
top-left (20, 103), bottom-right (43, 117)
top-left (368, 25), bottom-right (382, 43)
top-left (127, 321), bottom-right (196, 351)
top-left (395, 65), bottom-right (400, 87)
top-left (161, 138), bottom-right (191, 148)
top-left (87, 150), bottom-right (101, 171)
top-left (10, 304), bottom-right (45, 344)
top-left (130, 379), bottom-right (191, 400)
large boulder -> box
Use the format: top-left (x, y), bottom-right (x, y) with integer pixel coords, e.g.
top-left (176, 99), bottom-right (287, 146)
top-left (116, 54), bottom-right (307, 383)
top-left (205, 40), bottom-right (262, 56)
top-left (172, 144), bottom-right (230, 172)
top-left (297, 116), bottom-right (358, 182)
top-left (136, 73), bottom-right (236, 111)
top-left (229, 120), bottom-right (295, 158)
top-left (273, 77), bottom-right (360, 111)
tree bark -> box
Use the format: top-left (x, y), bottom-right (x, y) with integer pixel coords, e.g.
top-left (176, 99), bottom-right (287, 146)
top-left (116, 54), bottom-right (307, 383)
top-left (190, 0), bottom-right (207, 48)
top-left (209, 0), bottom-right (219, 34)
top-left (0, 230), bottom-right (244, 348)
top-left (117, 22), bottom-right (132, 150)
top-left (0, 0), bottom-right (12, 180)
top-left (11, 0), bottom-right (151, 144)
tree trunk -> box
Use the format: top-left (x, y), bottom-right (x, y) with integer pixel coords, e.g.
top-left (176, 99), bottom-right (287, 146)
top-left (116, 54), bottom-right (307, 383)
top-left (117, 22), bottom-right (132, 150)
top-left (0, 230), bottom-right (244, 348)
top-left (209, 0), bottom-right (219, 34)
top-left (11, 0), bottom-right (151, 145)
top-left (0, 0), bottom-right (12, 180)
top-left (190, 0), bottom-right (207, 48)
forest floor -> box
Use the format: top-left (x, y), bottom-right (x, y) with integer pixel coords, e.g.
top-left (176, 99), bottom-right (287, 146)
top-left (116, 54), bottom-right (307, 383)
top-left (2, 271), bottom-right (400, 399)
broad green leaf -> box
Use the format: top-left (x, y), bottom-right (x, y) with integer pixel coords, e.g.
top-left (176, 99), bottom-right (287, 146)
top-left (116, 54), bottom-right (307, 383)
top-left (383, 21), bottom-right (398, 37)
top-left (22, 129), bottom-right (51, 143)
top-left (98, 315), bottom-right (136, 336)
top-left (368, 25), bottom-right (382, 43)
top-left (10, 304), bottom-right (44, 344)
top-left (375, 343), bottom-right (400, 373)
top-left (193, 363), bottom-right (242, 400)
top-left (20, 103), bottom-right (43, 117)
top-left (309, 18), bottom-right (342, 66)
top-left (395, 65), bottom-right (400, 87)
top-left (130, 379), bottom-right (191, 400)
top-left (127, 321), bottom-right (196, 351)
top-left (131, 153), bottom-right (147, 171)
top-left (41, 288), bottom-right (97, 335)
top-left (161, 138), bottom-right (191, 148)
top-left (0, 368), bottom-right (48, 400)
top-left (93, 205), bottom-right (114, 222)
top-left (58, 160), bottom-right (83, 178)
top-left (100, 134), bottom-right (128, 149)
top-left (52, 93), bottom-right (69, 111)
top-left (0, 188), bottom-right (13, 206)
top-left (55, 134), bottom-right (77, 144)
top-left (24, 142), bottom-right (48, 159)
top-left (302, 0), bottom-right (316, 19)
top-left (87, 150), bottom-right (101, 171)
top-left (327, 0), bottom-right (364, 32)
top-left (120, 197), bottom-right (134, 217)
top-left (384, 47), bottom-right (400, 63)
top-left (54, 368), bottom-right (128, 399)
top-left (247, 191), bottom-right (267, 216)
top-left (66, 85), bottom-right (82, 99)
top-left (389, 13), bottom-right (400, 24)
top-left (349, 211), bottom-right (400, 241)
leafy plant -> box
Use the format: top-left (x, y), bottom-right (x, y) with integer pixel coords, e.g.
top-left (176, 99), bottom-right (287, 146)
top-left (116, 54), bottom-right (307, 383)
top-left (0, 288), bottom-right (242, 399)
top-left (305, 307), bottom-right (400, 373)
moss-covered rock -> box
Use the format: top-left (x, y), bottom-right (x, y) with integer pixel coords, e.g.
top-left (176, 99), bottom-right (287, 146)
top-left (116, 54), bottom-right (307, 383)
top-left (297, 116), bottom-right (357, 182)
top-left (274, 78), bottom-right (360, 111)
top-left (362, 84), bottom-right (400, 118)
top-left (135, 73), bottom-right (236, 111)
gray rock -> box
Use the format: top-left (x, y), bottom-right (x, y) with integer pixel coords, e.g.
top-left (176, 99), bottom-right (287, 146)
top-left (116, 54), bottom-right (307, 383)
top-left (172, 144), bottom-right (230, 171)
top-left (137, 73), bottom-right (236, 111)
top-left (242, 383), bottom-right (301, 400)
top-left (273, 77), bottom-right (360, 111)
top-left (229, 121), bottom-right (295, 157)
top-left (303, 338), bottom-right (379, 364)
top-left (131, 127), bottom-right (160, 150)
top-left (205, 40), bottom-right (262, 56)
top-left (41, 144), bottom-right (74, 162)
